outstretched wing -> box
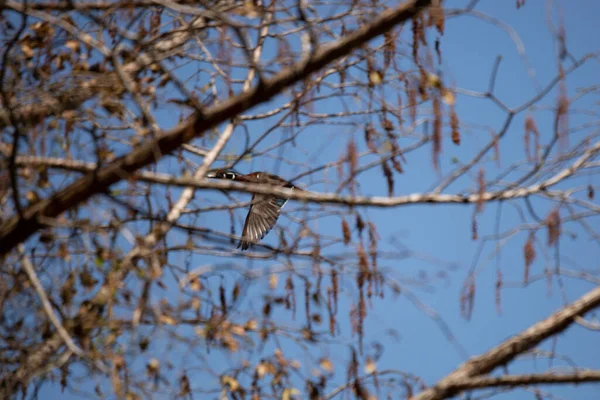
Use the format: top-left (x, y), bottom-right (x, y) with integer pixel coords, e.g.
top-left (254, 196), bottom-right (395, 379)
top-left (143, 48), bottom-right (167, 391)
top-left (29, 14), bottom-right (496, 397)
top-left (238, 194), bottom-right (288, 251)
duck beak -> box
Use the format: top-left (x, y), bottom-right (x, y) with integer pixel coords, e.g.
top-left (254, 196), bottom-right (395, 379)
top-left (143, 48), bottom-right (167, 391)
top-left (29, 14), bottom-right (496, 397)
top-left (206, 171), bottom-right (217, 178)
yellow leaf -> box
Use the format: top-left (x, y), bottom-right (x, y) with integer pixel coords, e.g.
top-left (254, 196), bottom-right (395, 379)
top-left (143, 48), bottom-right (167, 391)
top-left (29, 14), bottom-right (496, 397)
top-left (191, 297), bottom-right (201, 310)
top-left (319, 357), bottom-right (334, 373)
top-left (269, 273), bottom-right (278, 290)
top-left (147, 358), bottom-right (160, 372)
top-left (26, 190), bottom-right (40, 204)
top-left (256, 362), bottom-right (267, 379)
top-left (235, 0), bottom-right (259, 18)
top-left (369, 70), bottom-right (383, 85)
top-left (221, 375), bottom-right (240, 391)
top-left (159, 314), bottom-right (176, 325)
top-left (365, 357), bottom-right (377, 374)
top-left (65, 40), bottom-right (80, 52)
top-left (265, 361), bottom-right (276, 375)
top-left (21, 44), bottom-right (34, 59)
top-left (244, 319), bottom-right (257, 331)
top-left (442, 89), bottom-right (455, 105)
top-left (282, 388), bottom-right (300, 400)
top-left (190, 277), bottom-right (202, 291)
top-left (223, 335), bottom-right (239, 352)
top-left (230, 324), bottom-right (246, 336)
top-left (427, 73), bottom-right (442, 89)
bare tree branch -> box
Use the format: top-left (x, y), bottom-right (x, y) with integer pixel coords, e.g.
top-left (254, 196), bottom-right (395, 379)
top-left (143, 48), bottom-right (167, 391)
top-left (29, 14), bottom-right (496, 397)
top-left (450, 370), bottom-right (600, 391)
top-left (17, 245), bottom-right (110, 375)
top-left (411, 285), bottom-right (600, 400)
top-left (9, 137), bottom-right (598, 211)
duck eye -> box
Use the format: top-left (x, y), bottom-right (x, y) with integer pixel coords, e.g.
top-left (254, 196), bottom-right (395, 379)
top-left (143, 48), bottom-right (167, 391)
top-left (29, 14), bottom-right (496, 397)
top-left (225, 172), bottom-right (235, 179)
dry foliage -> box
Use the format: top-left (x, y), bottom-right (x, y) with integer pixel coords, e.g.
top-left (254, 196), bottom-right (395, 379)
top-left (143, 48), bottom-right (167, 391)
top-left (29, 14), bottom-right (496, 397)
top-left (0, 1), bottom-right (599, 400)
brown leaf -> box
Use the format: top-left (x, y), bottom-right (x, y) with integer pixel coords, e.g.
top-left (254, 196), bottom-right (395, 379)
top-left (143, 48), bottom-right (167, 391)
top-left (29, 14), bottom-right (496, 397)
top-left (495, 269), bottom-right (503, 315)
top-left (341, 219), bottom-right (352, 245)
top-left (432, 95), bottom-right (442, 170)
top-left (411, 16), bottom-right (422, 64)
top-left (219, 284), bottom-right (227, 315)
top-left (476, 168), bottom-right (485, 213)
top-left (460, 277), bottom-right (476, 320)
top-left (382, 117), bottom-right (394, 132)
top-left (491, 129), bottom-right (501, 167)
top-left (179, 374), bottom-right (191, 397)
top-left (79, 267), bottom-right (97, 290)
top-left (381, 160), bottom-right (394, 197)
top-left (60, 272), bottom-right (76, 307)
top-left (524, 115), bottom-right (540, 162)
top-left (232, 282), bottom-right (240, 302)
top-left (58, 242), bottom-right (71, 261)
top-left (331, 269), bottom-right (339, 313)
top-left (357, 244), bottom-right (369, 289)
top-left (546, 208), bottom-right (561, 247)
top-left (450, 107), bottom-right (460, 145)
top-left (383, 30), bottom-right (396, 69)
top-left (406, 79), bottom-right (417, 123)
top-left (355, 214), bottom-right (365, 236)
top-left (347, 138), bottom-right (358, 176)
top-left (364, 124), bottom-right (378, 153)
top-left (556, 66), bottom-right (569, 151)
top-left (524, 233), bottom-right (536, 283)
top-left (428, 3), bottom-right (445, 34)
top-left (419, 67), bottom-right (429, 101)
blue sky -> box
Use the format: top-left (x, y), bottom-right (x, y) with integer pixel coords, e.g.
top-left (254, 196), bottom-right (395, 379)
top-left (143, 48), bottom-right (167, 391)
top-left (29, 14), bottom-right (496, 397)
top-left (34, 0), bottom-right (600, 399)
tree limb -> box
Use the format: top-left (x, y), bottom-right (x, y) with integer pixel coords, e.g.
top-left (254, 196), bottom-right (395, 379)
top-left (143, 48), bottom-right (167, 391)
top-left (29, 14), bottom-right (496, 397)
top-left (9, 137), bottom-right (598, 211)
top-left (450, 370), bottom-right (600, 391)
top-left (411, 285), bottom-right (600, 400)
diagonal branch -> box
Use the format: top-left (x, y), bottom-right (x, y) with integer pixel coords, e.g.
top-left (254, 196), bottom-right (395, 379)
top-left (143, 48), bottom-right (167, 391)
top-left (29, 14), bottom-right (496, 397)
top-left (411, 285), bottom-right (600, 400)
top-left (18, 245), bottom-right (86, 360)
top-left (18, 244), bottom-right (110, 374)
top-left (0, 0), bottom-right (431, 257)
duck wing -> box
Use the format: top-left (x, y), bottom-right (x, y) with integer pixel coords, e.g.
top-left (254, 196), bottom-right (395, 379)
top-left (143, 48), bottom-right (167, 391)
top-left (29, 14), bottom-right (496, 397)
top-left (238, 194), bottom-right (288, 251)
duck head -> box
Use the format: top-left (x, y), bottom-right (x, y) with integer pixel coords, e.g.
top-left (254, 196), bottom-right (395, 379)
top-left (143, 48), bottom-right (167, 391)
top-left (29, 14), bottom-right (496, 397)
top-left (206, 168), bottom-right (240, 180)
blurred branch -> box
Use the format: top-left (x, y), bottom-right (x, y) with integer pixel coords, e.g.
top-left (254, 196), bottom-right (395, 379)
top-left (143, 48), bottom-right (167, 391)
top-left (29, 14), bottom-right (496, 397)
top-left (0, 14), bottom-right (269, 395)
top-left (18, 245), bottom-right (110, 376)
top-left (0, 0), bottom-right (432, 257)
top-left (18, 245), bottom-right (85, 359)
top-left (0, 2), bottom-right (210, 129)
top-left (4, 0), bottom-right (209, 11)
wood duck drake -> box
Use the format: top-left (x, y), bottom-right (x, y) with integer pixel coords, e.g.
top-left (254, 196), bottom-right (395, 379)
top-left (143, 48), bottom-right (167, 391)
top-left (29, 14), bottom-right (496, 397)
top-left (207, 169), bottom-right (302, 250)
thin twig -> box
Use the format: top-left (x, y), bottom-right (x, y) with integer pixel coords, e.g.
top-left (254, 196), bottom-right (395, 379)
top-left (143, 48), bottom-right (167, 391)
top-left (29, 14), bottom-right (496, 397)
top-left (18, 244), bottom-right (109, 374)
